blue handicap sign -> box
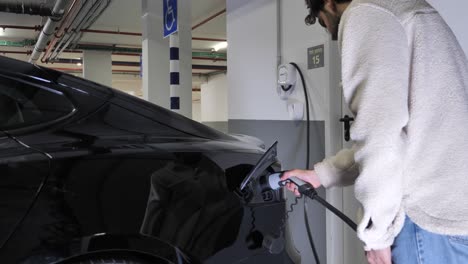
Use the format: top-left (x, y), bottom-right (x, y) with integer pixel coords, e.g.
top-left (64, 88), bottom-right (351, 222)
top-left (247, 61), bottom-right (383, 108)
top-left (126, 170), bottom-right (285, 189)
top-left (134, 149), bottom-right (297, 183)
top-left (163, 0), bottom-right (178, 38)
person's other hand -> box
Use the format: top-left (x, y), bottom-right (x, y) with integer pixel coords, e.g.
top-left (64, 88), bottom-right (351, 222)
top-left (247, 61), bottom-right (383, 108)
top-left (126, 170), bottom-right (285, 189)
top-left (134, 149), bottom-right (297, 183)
top-left (280, 169), bottom-right (321, 196)
top-left (366, 247), bottom-right (392, 264)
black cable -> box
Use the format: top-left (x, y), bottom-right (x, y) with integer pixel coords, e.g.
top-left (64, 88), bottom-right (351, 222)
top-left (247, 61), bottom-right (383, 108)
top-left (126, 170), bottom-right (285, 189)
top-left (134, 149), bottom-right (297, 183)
top-left (289, 62), bottom-right (358, 231)
top-left (286, 195), bottom-right (302, 219)
top-left (289, 63), bottom-right (310, 169)
top-left (304, 201), bottom-right (321, 264)
top-left (249, 206), bottom-right (256, 233)
top-left (299, 184), bottom-right (357, 232)
top-left (289, 62), bottom-right (320, 264)
top-left (313, 194), bottom-right (357, 231)
top-left (281, 195), bottom-right (302, 233)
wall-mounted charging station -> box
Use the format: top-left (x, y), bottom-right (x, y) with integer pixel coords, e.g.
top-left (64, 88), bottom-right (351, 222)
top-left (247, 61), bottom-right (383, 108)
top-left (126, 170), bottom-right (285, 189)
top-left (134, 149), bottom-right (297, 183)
top-left (277, 64), bottom-right (297, 100)
top-left (277, 64), bottom-right (305, 121)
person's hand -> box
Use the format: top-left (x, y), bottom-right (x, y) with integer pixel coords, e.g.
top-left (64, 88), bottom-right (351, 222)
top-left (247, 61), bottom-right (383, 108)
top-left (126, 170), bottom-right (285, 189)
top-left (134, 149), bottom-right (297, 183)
top-left (366, 247), bottom-right (392, 264)
top-left (280, 169), bottom-right (321, 196)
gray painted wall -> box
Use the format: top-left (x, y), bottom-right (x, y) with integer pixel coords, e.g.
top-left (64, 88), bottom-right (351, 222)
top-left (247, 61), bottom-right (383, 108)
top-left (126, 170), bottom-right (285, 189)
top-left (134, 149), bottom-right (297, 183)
top-left (203, 122), bottom-right (229, 134)
top-left (226, 119), bottom-right (327, 264)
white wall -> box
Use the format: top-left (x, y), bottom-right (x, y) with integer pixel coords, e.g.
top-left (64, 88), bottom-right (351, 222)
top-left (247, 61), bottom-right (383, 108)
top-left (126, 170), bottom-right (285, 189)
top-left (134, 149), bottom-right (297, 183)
top-left (83, 50), bottom-right (113, 87)
top-left (226, 0), bottom-right (338, 122)
top-left (427, 0), bottom-right (468, 57)
top-left (227, 0), bottom-right (289, 120)
top-left (110, 74), bottom-right (202, 122)
top-left (177, 0), bottom-right (193, 119)
top-left (192, 91), bottom-right (202, 122)
top-left (280, 1), bottom-right (332, 121)
top-left (112, 74), bottom-right (143, 97)
top-left (201, 74), bottom-right (228, 122)
top-left (227, 1), bottom-right (341, 263)
top-left (279, 3), bottom-right (346, 263)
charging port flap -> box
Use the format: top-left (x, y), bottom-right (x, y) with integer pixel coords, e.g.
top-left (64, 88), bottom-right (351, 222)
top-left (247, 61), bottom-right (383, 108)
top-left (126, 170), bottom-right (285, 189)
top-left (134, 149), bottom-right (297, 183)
top-left (240, 141), bottom-right (278, 191)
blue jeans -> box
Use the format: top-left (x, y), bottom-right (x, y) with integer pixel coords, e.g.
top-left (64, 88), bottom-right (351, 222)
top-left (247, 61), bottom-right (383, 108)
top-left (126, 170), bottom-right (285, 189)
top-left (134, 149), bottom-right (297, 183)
top-left (392, 216), bottom-right (468, 264)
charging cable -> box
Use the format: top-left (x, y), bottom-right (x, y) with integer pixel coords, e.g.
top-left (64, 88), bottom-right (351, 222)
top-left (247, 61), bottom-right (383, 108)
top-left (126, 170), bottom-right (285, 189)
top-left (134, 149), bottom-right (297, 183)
top-left (279, 62), bottom-right (357, 262)
top-left (289, 62), bottom-right (319, 263)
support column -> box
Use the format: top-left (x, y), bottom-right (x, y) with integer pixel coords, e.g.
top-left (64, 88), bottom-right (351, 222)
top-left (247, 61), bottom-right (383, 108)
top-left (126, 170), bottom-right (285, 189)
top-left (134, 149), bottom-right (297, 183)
top-left (169, 34), bottom-right (181, 113)
top-left (177, 0), bottom-right (192, 118)
top-left (142, 0), bottom-right (191, 118)
top-left (201, 74), bottom-right (227, 122)
top-left (142, 0), bottom-right (169, 109)
top-left (82, 50), bottom-right (112, 87)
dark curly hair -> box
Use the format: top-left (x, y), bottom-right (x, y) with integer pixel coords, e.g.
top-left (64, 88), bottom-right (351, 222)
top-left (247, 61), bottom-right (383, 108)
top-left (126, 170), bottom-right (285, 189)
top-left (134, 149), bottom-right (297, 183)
top-left (305, 0), bottom-right (351, 25)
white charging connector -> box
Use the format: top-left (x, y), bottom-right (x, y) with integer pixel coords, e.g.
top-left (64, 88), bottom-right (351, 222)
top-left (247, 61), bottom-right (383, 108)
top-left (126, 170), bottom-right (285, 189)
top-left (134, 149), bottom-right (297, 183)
top-left (268, 172), bottom-right (308, 190)
top-left (267, 171), bottom-right (358, 232)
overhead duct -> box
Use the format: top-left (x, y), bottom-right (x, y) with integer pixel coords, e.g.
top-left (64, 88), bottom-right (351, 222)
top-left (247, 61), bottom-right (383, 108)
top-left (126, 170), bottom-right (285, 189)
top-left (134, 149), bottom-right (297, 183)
top-left (47, 0), bottom-right (99, 61)
top-left (48, 0), bottom-right (112, 62)
top-left (0, 2), bottom-right (52, 16)
top-left (29, 0), bottom-right (70, 63)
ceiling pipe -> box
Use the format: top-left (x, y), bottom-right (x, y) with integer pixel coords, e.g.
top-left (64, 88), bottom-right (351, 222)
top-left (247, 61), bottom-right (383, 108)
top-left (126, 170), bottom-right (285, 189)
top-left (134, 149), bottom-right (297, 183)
top-left (67, 0), bottom-right (111, 50)
top-left (48, 0), bottom-right (95, 59)
top-left (0, 25), bottom-right (227, 42)
top-left (60, 50), bottom-right (139, 56)
top-left (80, 28), bottom-right (142, 36)
top-left (0, 2), bottom-right (52, 16)
top-left (50, 0), bottom-right (109, 61)
top-left (192, 64), bottom-right (227, 71)
top-left (29, 0), bottom-right (70, 63)
top-left (74, 44), bottom-right (142, 53)
top-left (48, 67), bottom-right (219, 80)
top-left (192, 57), bottom-right (227, 61)
top-left (41, 0), bottom-right (81, 63)
top-left (0, 39), bottom-right (36, 47)
top-left (52, 58), bottom-right (227, 71)
top-left (0, 43), bottom-right (226, 60)
top-left (61, 50), bottom-right (226, 60)
top-left (192, 8), bottom-right (226, 30)
top-left (80, 29), bottom-right (227, 42)
top-left (58, 50), bottom-right (137, 57)
top-left (70, 44), bottom-right (227, 59)
top-left (108, 52), bottom-right (141, 57)
top-left (0, 50), bottom-right (32, 55)
top-left (0, 25), bottom-right (42, 31)
top-left (5, 4), bottom-right (228, 63)
top-left (50, 67), bottom-right (140, 73)
top-left (192, 37), bottom-right (226, 42)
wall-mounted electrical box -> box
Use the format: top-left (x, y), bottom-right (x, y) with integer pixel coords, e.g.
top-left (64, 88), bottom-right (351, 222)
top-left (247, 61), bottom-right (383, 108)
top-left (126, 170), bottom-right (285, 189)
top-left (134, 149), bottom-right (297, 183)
top-left (277, 64), bottom-right (297, 100)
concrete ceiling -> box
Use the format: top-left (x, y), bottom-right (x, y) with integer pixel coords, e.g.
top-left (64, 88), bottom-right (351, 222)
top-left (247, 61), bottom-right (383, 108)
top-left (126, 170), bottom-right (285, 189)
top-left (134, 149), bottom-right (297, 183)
top-left (0, 0), bottom-right (227, 75)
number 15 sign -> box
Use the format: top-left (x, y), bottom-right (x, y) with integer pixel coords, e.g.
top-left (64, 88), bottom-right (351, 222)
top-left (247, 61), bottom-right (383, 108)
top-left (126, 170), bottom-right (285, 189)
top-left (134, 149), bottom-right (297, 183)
top-left (308, 44), bottom-right (325, 69)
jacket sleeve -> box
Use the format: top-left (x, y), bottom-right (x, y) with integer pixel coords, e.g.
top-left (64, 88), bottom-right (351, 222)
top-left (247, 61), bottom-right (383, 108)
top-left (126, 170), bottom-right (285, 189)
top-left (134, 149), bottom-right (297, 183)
top-left (314, 146), bottom-right (360, 188)
top-left (338, 5), bottom-right (409, 250)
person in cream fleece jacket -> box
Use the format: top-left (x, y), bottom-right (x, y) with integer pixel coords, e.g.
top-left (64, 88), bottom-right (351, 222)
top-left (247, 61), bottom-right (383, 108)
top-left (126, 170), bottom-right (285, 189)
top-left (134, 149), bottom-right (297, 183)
top-left (281, 0), bottom-right (468, 263)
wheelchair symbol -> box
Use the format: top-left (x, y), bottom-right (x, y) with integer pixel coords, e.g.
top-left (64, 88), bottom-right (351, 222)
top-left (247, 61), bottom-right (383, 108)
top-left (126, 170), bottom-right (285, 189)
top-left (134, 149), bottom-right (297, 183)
top-left (165, 0), bottom-right (175, 31)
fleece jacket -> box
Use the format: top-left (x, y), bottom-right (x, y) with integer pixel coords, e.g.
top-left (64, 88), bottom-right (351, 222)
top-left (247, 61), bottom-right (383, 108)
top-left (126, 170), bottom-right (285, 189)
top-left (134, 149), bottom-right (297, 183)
top-left (313, 0), bottom-right (468, 250)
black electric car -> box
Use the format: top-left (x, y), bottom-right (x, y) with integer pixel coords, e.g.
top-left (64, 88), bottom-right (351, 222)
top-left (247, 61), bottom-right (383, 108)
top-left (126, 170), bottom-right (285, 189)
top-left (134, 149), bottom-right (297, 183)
top-left (0, 56), bottom-right (291, 264)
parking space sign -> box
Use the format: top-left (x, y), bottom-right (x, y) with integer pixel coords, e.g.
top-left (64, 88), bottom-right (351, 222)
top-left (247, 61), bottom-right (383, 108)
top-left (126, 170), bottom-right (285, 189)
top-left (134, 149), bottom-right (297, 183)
top-left (163, 0), bottom-right (178, 38)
